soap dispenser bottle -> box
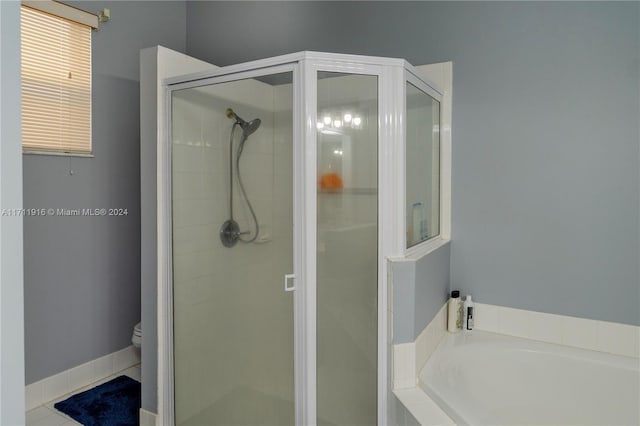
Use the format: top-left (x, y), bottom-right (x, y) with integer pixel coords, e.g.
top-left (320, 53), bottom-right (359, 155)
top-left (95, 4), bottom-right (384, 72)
top-left (463, 294), bottom-right (474, 332)
top-left (447, 290), bottom-right (462, 333)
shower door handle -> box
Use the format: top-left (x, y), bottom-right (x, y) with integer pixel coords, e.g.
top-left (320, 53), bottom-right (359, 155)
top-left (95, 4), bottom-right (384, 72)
top-left (284, 274), bottom-right (295, 292)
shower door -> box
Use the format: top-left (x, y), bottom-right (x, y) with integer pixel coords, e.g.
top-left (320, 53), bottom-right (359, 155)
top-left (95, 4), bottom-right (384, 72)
top-left (170, 69), bottom-right (296, 426)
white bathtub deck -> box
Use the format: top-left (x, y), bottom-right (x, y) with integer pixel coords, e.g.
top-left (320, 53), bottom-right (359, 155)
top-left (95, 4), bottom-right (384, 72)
top-left (419, 331), bottom-right (640, 426)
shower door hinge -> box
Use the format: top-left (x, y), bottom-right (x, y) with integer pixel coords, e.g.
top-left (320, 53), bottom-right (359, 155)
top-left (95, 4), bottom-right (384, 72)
top-left (284, 274), bottom-right (295, 292)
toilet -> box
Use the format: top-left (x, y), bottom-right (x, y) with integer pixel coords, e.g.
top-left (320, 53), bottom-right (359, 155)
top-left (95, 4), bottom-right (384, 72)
top-left (131, 322), bottom-right (142, 348)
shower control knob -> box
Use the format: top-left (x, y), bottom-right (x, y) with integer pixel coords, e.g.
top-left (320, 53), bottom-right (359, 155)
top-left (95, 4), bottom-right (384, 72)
top-left (219, 219), bottom-right (241, 248)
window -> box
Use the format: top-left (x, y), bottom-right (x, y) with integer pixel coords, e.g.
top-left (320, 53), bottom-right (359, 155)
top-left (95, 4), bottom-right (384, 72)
top-left (21, 4), bottom-right (92, 155)
top-left (406, 81), bottom-right (441, 248)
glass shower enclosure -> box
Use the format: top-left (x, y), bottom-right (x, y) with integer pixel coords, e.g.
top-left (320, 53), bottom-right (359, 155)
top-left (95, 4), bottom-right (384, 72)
top-left (159, 52), bottom-right (444, 426)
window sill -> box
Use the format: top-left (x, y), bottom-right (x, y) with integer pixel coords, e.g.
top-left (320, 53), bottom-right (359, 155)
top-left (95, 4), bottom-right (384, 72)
top-left (404, 235), bottom-right (450, 260)
top-left (23, 150), bottom-right (94, 158)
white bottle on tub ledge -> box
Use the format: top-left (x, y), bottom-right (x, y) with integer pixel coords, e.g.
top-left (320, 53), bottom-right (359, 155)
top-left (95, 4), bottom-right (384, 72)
top-left (463, 294), bottom-right (474, 332)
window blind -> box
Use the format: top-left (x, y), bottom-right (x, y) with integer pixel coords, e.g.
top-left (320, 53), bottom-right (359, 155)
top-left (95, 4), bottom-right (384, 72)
top-left (21, 5), bottom-right (92, 154)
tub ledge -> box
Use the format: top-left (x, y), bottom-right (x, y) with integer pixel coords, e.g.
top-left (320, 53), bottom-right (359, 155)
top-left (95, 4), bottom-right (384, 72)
top-left (393, 387), bottom-right (455, 426)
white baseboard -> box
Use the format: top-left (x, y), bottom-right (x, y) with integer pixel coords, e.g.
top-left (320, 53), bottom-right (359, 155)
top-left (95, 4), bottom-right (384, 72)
top-left (474, 303), bottom-right (640, 358)
top-left (25, 345), bottom-right (141, 411)
top-left (140, 408), bottom-right (157, 426)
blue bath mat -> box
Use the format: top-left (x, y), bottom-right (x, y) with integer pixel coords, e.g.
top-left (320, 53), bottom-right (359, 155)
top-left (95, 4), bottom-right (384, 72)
top-left (54, 375), bottom-right (140, 426)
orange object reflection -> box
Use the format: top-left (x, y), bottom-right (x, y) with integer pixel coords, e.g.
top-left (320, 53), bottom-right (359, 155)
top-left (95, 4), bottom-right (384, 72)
top-left (319, 173), bottom-right (343, 191)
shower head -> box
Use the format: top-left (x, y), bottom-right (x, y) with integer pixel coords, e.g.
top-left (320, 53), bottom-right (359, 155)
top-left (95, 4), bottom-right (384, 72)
top-left (241, 118), bottom-right (261, 137)
top-left (226, 108), bottom-right (261, 137)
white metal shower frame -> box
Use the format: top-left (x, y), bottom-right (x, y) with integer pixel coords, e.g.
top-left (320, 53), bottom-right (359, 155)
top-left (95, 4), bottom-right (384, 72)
top-left (158, 51), bottom-right (444, 426)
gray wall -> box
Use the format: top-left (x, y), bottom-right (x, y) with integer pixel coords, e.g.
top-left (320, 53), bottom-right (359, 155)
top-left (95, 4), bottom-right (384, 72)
top-left (186, 1), bottom-right (640, 326)
top-left (23, 1), bottom-right (187, 384)
top-left (392, 244), bottom-right (451, 344)
top-left (1, 1), bottom-right (26, 422)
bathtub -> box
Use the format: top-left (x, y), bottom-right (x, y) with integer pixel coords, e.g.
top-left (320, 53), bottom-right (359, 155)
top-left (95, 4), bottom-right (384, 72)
top-left (418, 330), bottom-right (640, 426)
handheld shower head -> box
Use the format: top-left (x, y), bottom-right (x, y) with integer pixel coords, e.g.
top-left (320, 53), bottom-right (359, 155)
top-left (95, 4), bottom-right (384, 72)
top-left (222, 108), bottom-right (262, 248)
top-left (226, 108), bottom-right (261, 136)
top-left (242, 118), bottom-right (261, 137)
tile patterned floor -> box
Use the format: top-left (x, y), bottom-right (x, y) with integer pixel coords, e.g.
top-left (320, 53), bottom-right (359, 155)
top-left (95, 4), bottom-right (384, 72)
top-left (26, 365), bottom-right (141, 426)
